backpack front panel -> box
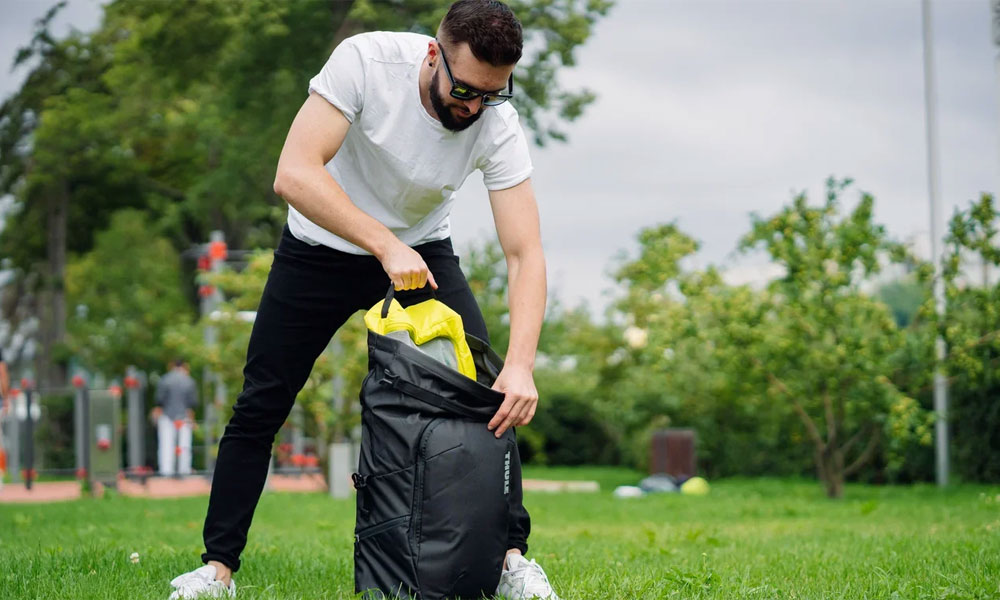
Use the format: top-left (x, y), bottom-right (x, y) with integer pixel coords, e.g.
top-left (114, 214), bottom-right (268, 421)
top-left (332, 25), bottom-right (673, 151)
top-left (413, 418), bottom-right (514, 598)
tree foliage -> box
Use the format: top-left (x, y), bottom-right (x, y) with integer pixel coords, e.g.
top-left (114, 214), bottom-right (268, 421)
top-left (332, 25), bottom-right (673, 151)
top-left (735, 178), bottom-right (921, 497)
top-left (64, 209), bottom-right (192, 377)
top-left (525, 179), bottom-right (937, 496)
top-left (941, 193), bottom-right (1000, 482)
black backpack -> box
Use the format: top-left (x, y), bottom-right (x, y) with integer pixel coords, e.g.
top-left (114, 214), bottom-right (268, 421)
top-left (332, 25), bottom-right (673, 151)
top-left (353, 291), bottom-right (523, 599)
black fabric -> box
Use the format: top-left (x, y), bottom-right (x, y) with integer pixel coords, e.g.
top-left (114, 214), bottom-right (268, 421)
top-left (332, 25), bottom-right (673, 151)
top-left (353, 329), bottom-right (524, 600)
top-left (201, 225), bottom-right (529, 573)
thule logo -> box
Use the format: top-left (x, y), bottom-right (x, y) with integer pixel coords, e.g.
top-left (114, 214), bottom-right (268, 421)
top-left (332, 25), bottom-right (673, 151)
top-left (503, 451), bottom-right (511, 495)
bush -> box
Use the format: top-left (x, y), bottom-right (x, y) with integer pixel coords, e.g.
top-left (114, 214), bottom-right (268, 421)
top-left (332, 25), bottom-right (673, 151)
top-left (527, 391), bottom-right (620, 465)
top-left (951, 378), bottom-right (1000, 482)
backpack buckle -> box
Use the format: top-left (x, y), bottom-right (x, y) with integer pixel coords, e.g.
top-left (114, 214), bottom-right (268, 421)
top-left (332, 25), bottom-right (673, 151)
top-left (378, 369), bottom-right (397, 386)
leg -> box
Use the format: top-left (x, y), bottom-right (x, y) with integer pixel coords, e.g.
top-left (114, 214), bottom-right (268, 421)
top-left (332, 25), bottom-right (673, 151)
top-left (158, 415), bottom-right (176, 477)
top-left (178, 422), bottom-right (193, 476)
top-left (201, 228), bottom-right (386, 573)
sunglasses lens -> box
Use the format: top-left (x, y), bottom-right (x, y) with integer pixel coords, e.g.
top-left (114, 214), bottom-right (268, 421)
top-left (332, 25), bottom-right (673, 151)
top-left (450, 87), bottom-right (477, 101)
top-left (484, 95), bottom-right (511, 106)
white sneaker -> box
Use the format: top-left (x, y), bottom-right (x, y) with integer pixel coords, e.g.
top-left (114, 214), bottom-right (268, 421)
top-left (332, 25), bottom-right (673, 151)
top-left (168, 565), bottom-right (236, 599)
top-left (496, 554), bottom-right (560, 600)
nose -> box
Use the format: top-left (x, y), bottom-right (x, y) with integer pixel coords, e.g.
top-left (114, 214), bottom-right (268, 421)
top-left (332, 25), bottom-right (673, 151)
top-left (462, 96), bottom-right (483, 114)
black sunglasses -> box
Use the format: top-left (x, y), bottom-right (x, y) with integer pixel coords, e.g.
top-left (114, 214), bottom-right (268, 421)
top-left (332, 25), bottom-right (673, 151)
top-left (435, 39), bottom-right (513, 107)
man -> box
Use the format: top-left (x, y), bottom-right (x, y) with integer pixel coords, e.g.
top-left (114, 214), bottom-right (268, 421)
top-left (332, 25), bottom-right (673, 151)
top-left (167, 1), bottom-right (557, 599)
top-left (154, 359), bottom-right (198, 477)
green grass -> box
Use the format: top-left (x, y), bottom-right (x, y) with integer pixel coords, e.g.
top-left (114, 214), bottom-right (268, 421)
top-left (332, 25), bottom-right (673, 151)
top-left (1, 468), bottom-right (998, 599)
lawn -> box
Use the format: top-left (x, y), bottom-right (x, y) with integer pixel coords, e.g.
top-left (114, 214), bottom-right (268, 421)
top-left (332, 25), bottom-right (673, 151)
top-left (1, 468), bottom-right (998, 599)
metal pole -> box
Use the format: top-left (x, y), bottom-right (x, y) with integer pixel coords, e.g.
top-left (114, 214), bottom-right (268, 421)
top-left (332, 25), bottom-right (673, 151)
top-left (73, 375), bottom-right (86, 479)
top-left (125, 366), bottom-right (144, 473)
top-left (291, 403), bottom-right (304, 471)
top-left (82, 388), bottom-right (92, 495)
top-left (7, 389), bottom-right (19, 484)
top-left (202, 230), bottom-right (226, 474)
top-left (23, 383), bottom-right (34, 490)
top-left (992, 0), bottom-right (1000, 288)
top-left (922, 0), bottom-right (949, 487)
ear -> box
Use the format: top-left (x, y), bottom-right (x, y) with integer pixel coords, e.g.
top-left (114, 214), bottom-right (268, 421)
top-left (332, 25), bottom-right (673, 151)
top-left (426, 40), bottom-right (439, 64)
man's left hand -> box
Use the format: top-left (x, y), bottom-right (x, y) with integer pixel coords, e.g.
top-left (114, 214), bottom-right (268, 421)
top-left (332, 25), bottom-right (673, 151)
top-left (488, 366), bottom-right (538, 438)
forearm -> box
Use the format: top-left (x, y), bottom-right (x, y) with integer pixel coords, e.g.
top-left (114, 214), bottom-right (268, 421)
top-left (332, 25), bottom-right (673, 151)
top-left (503, 247), bottom-right (547, 370)
top-left (274, 164), bottom-right (400, 259)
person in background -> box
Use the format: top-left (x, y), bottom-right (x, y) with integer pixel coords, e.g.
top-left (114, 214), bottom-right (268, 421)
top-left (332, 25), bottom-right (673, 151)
top-left (153, 359), bottom-right (198, 477)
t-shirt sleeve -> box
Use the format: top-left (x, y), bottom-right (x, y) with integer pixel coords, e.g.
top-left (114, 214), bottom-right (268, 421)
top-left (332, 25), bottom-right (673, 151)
top-left (308, 35), bottom-right (367, 123)
top-left (479, 113), bottom-right (534, 191)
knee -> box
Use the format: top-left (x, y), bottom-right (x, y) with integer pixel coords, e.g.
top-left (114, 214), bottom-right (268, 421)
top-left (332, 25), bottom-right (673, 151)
top-left (225, 385), bottom-right (295, 441)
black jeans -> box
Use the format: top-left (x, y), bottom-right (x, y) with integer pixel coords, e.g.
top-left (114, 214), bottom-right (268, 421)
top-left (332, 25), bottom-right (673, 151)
top-left (201, 226), bottom-right (530, 572)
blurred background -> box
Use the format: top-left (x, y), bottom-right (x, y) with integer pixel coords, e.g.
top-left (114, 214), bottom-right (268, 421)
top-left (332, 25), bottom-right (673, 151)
top-left (0, 0), bottom-right (997, 497)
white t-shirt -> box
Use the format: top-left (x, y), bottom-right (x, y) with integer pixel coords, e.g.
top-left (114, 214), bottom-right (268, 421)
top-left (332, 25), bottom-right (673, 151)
top-left (288, 31), bottom-right (534, 254)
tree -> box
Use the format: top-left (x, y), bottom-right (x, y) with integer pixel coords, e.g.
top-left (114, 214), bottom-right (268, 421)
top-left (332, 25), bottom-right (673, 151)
top-left (0, 3), bottom-right (140, 388)
top-left (739, 178), bottom-right (917, 497)
top-left (64, 209), bottom-right (193, 377)
top-left (586, 180), bottom-right (931, 493)
top-left (599, 223), bottom-right (809, 476)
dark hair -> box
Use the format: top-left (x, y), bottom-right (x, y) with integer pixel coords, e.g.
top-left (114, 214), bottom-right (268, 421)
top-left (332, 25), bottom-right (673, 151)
top-left (173, 358), bottom-right (186, 368)
top-left (438, 0), bottom-right (523, 66)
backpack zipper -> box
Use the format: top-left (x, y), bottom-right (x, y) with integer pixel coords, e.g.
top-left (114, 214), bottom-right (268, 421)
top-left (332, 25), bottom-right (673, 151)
top-left (354, 514), bottom-right (410, 543)
top-left (381, 369), bottom-right (483, 420)
top-left (411, 417), bottom-right (446, 560)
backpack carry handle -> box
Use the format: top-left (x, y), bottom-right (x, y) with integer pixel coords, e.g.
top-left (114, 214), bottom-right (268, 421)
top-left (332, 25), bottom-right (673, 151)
top-left (381, 283), bottom-right (437, 319)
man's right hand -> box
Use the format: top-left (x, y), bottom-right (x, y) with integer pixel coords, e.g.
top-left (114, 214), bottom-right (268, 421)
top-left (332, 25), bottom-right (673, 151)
top-left (378, 241), bottom-right (438, 291)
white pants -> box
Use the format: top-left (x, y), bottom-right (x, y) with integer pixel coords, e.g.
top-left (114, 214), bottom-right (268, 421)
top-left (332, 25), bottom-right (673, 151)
top-left (157, 415), bottom-right (193, 476)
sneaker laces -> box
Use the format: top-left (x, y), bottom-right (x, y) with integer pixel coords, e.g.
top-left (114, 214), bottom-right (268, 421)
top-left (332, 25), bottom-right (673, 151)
top-left (508, 557), bottom-right (556, 598)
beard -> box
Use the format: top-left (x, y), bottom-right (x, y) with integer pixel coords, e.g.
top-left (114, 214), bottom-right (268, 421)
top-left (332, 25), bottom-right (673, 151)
top-left (430, 70), bottom-right (483, 132)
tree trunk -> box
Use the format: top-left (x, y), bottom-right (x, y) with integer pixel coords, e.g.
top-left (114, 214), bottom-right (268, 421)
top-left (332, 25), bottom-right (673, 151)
top-left (38, 183), bottom-right (69, 391)
top-left (816, 445), bottom-right (845, 499)
top-left (330, 0), bottom-right (359, 46)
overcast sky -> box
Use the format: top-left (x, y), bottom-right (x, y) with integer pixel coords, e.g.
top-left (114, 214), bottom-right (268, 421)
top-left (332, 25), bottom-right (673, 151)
top-left (2, 0), bottom-right (997, 312)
